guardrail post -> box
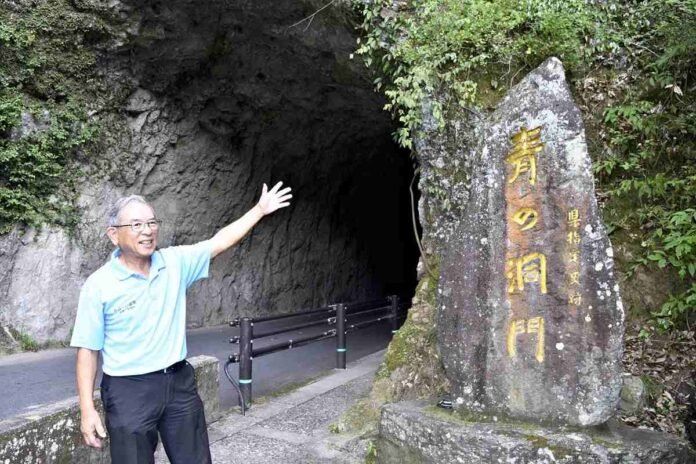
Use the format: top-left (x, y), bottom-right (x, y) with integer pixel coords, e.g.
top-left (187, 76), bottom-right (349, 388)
top-left (239, 317), bottom-right (253, 407)
top-left (390, 295), bottom-right (400, 334)
top-left (335, 303), bottom-right (346, 369)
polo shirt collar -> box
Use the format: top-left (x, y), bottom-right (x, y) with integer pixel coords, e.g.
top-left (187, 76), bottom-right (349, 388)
top-left (110, 248), bottom-right (166, 281)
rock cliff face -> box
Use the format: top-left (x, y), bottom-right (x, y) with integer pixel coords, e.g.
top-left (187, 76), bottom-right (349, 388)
top-left (0, 0), bottom-right (418, 345)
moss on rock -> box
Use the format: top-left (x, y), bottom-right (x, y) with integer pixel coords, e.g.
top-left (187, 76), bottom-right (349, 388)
top-left (0, 0), bottom-right (126, 233)
top-left (339, 279), bottom-right (450, 435)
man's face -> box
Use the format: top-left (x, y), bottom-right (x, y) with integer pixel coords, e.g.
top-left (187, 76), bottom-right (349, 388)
top-left (107, 202), bottom-right (158, 260)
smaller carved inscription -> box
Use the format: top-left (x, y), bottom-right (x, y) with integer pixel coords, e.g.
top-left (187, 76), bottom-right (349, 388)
top-left (567, 209), bottom-right (580, 228)
top-left (567, 230), bottom-right (581, 246)
top-left (565, 208), bottom-right (582, 306)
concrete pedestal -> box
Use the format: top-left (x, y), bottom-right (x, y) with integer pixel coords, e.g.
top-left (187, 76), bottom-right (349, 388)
top-left (377, 401), bottom-right (696, 464)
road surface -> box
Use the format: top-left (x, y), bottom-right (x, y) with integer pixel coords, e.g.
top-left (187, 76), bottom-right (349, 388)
top-left (0, 314), bottom-right (393, 420)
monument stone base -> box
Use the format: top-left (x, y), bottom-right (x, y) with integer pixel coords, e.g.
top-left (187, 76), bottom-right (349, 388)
top-left (377, 401), bottom-right (696, 464)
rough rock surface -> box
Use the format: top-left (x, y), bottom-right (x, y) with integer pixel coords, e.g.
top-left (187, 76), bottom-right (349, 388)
top-left (1, 228), bottom-right (86, 344)
top-left (687, 371), bottom-right (696, 447)
top-left (437, 58), bottom-right (624, 426)
top-left (0, 0), bottom-right (418, 344)
top-left (413, 96), bottom-right (480, 265)
top-left (619, 375), bottom-right (646, 415)
top-left (377, 401), bottom-right (696, 464)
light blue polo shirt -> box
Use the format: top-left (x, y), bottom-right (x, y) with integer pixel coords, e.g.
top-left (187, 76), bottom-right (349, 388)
top-left (70, 240), bottom-right (212, 376)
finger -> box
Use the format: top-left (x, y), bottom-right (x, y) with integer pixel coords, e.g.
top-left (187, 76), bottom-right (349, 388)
top-left (262, 183), bottom-right (268, 195)
top-left (83, 432), bottom-right (101, 448)
top-left (277, 187), bottom-right (292, 196)
top-left (96, 421), bottom-right (107, 438)
top-left (270, 181), bottom-right (283, 194)
top-left (276, 202), bottom-right (290, 208)
top-left (276, 194), bottom-right (292, 203)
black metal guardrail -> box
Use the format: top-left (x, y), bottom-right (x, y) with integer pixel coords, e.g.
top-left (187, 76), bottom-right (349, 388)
top-left (224, 295), bottom-right (409, 414)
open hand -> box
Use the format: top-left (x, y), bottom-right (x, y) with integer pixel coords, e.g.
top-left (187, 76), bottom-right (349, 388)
top-left (257, 181), bottom-right (292, 215)
top-left (81, 407), bottom-right (107, 448)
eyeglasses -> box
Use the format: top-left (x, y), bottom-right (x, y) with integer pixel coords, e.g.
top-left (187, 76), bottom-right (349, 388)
top-left (112, 220), bottom-right (161, 233)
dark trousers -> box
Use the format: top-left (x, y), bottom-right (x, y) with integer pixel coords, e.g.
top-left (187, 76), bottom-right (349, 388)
top-left (100, 361), bottom-right (212, 464)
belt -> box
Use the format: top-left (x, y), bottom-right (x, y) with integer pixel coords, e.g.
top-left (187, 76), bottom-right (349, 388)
top-left (152, 359), bottom-right (187, 375)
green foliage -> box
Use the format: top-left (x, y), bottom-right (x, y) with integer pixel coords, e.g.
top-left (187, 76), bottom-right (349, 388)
top-left (17, 331), bottom-right (39, 352)
top-left (0, 93), bottom-right (22, 130)
top-left (353, 0), bottom-right (617, 148)
top-left (593, 0), bottom-right (696, 331)
top-left (0, 98), bottom-right (97, 232)
top-left (334, 397), bottom-right (381, 436)
top-left (0, 1), bottom-right (108, 233)
top-left (328, 422), bottom-right (340, 434)
top-left (364, 441), bottom-right (377, 464)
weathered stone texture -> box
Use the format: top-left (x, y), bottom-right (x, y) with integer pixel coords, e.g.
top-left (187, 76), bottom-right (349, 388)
top-left (437, 58), bottom-right (624, 426)
top-left (686, 371), bottom-right (696, 448)
top-left (189, 355), bottom-right (221, 422)
top-left (413, 97), bottom-right (481, 265)
top-left (377, 401), bottom-right (696, 464)
top-left (0, 228), bottom-right (86, 344)
top-left (619, 375), bottom-right (646, 415)
top-left (0, 398), bottom-right (109, 464)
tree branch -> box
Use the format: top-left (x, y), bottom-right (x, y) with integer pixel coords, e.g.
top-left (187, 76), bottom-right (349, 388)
top-left (287, 0), bottom-right (336, 32)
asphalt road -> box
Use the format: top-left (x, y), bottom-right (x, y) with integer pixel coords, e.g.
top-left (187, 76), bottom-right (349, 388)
top-left (0, 314), bottom-right (393, 420)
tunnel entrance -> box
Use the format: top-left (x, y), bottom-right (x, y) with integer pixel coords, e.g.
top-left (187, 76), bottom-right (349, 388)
top-left (114, 0), bottom-right (420, 323)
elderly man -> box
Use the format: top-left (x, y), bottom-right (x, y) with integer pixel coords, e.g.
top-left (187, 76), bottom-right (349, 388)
top-left (70, 182), bottom-right (292, 463)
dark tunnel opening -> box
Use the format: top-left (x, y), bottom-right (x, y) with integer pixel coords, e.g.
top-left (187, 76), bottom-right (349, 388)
top-left (113, 0), bottom-right (421, 323)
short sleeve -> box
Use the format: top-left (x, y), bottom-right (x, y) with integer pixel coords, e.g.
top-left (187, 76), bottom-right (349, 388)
top-left (70, 278), bottom-right (105, 350)
top-left (172, 240), bottom-right (212, 288)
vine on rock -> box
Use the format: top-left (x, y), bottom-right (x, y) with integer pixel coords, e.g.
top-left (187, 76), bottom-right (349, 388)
top-left (0, 1), bottom-right (110, 233)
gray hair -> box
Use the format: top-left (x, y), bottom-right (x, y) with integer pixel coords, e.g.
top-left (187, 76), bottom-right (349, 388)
top-left (107, 195), bottom-right (153, 227)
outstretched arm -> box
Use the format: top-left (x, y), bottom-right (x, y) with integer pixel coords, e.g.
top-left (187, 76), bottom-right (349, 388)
top-left (210, 181), bottom-right (292, 258)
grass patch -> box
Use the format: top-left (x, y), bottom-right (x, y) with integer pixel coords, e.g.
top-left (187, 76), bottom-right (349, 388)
top-left (17, 332), bottom-right (39, 352)
top-left (364, 440), bottom-right (377, 464)
top-left (331, 397), bottom-right (381, 435)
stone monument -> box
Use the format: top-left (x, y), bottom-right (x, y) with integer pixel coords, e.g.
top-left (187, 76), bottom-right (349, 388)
top-left (376, 58), bottom-right (696, 463)
top-left (436, 57), bottom-right (624, 426)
